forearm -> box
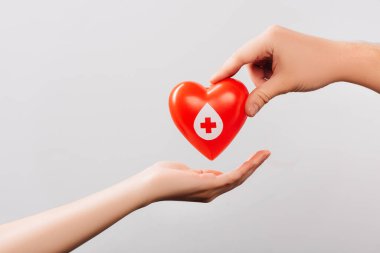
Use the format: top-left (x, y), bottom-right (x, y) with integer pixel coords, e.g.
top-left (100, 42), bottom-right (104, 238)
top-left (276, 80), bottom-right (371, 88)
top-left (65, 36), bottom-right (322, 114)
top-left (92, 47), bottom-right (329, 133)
top-left (0, 176), bottom-right (151, 253)
top-left (338, 41), bottom-right (380, 93)
top-left (0, 153), bottom-right (269, 252)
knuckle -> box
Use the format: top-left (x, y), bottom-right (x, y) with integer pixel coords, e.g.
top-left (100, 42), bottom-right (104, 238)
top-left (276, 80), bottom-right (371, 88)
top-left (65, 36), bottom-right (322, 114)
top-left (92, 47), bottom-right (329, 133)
top-left (223, 175), bottom-right (235, 186)
top-left (265, 24), bottom-right (283, 36)
top-left (254, 89), bottom-right (271, 105)
top-left (223, 176), bottom-right (233, 185)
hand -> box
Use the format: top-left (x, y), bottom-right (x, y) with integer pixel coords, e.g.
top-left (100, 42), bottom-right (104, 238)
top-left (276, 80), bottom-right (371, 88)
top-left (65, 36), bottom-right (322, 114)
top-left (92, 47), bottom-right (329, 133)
top-left (136, 150), bottom-right (270, 203)
top-left (210, 25), bottom-right (348, 117)
top-left (0, 151), bottom-right (270, 252)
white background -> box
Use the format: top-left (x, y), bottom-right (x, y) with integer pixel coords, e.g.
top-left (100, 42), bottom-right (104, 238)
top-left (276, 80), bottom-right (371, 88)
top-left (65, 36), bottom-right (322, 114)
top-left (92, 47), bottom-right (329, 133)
top-left (1, 1), bottom-right (380, 252)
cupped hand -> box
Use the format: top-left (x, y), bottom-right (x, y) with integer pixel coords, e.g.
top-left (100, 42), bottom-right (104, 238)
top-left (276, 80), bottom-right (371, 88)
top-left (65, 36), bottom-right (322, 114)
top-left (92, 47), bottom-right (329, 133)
top-left (137, 150), bottom-right (270, 204)
top-left (211, 25), bottom-right (346, 117)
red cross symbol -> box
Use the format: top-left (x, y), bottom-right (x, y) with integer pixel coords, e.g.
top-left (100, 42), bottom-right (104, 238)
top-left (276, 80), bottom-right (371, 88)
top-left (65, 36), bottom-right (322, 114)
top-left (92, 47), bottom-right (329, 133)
top-left (200, 117), bottom-right (217, 133)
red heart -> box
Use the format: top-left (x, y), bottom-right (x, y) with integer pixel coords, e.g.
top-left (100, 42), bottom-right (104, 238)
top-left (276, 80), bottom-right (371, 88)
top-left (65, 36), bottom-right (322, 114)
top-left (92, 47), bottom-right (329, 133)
top-left (169, 78), bottom-right (248, 160)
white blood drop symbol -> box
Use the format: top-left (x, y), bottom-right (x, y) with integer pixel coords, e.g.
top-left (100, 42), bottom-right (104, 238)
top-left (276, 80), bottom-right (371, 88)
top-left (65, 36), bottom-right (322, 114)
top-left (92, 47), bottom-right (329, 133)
top-left (193, 103), bottom-right (223, 140)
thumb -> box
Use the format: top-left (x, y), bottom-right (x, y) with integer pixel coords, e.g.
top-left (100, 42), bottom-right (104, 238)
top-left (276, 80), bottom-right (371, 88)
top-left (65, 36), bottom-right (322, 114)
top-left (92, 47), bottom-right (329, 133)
top-left (245, 75), bottom-right (287, 117)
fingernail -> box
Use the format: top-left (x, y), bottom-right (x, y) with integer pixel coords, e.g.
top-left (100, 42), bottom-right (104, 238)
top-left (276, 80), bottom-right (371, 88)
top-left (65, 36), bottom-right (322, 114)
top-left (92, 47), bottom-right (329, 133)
top-left (248, 104), bottom-right (259, 117)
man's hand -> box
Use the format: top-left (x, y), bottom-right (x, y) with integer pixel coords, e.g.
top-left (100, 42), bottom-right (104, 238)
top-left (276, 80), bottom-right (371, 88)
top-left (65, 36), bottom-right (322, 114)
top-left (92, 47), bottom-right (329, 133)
top-left (211, 25), bottom-right (380, 117)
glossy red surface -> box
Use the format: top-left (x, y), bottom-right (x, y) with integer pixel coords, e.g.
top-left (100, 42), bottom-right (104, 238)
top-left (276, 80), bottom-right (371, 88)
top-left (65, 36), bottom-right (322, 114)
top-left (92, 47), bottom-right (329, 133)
top-left (169, 78), bottom-right (248, 160)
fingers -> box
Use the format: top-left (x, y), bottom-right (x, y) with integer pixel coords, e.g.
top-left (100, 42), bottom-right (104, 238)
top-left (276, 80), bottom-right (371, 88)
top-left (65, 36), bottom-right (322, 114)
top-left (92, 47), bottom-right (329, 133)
top-left (236, 150), bottom-right (271, 185)
top-left (210, 37), bottom-right (268, 84)
top-left (245, 75), bottom-right (288, 117)
top-left (217, 150), bottom-right (271, 189)
top-left (209, 56), bottom-right (245, 84)
top-left (188, 151), bottom-right (270, 203)
top-left (232, 150), bottom-right (271, 185)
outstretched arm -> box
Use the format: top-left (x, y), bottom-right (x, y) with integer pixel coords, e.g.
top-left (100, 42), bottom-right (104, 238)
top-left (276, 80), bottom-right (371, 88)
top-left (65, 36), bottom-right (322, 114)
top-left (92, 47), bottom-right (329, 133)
top-left (0, 150), bottom-right (270, 253)
top-left (211, 25), bottom-right (380, 117)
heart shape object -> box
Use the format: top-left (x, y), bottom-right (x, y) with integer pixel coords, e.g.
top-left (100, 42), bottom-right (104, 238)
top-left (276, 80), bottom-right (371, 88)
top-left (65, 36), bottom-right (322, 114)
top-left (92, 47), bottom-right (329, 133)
top-left (169, 78), bottom-right (248, 160)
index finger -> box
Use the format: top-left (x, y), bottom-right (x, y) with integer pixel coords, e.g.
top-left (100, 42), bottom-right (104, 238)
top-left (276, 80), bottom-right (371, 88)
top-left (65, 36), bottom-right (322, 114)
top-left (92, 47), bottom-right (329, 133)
top-left (210, 36), bottom-right (268, 84)
top-left (216, 150), bottom-right (271, 187)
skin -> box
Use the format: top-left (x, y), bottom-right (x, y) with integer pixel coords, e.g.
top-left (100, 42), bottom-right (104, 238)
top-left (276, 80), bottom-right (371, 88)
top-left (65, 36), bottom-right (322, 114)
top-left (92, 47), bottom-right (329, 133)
top-left (211, 25), bottom-right (380, 117)
top-left (0, 150), bottom-right (270, 253)
top-left (2, 25), bottom-right (380, 253)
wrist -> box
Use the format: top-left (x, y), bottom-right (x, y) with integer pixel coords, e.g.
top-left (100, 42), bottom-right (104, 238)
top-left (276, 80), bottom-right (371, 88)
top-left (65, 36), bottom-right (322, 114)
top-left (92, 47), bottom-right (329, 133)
top-left (125, 170), bottom-right (162, 207)
top-left (118, 175), bottom-right (156, 210)
top-left (337, 41), bottom-right (380, 92)
top-left (323, 40), bottom-right (352, 83)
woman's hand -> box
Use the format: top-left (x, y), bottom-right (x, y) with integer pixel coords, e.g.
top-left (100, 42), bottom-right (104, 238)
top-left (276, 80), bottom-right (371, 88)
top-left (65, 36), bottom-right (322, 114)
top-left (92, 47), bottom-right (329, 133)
top-left (0, 151), bottom-right (270, 253)
top-left (211, 25), bottom-right (380, 117)
top-left (135, 150), bottom-right (270, 204)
